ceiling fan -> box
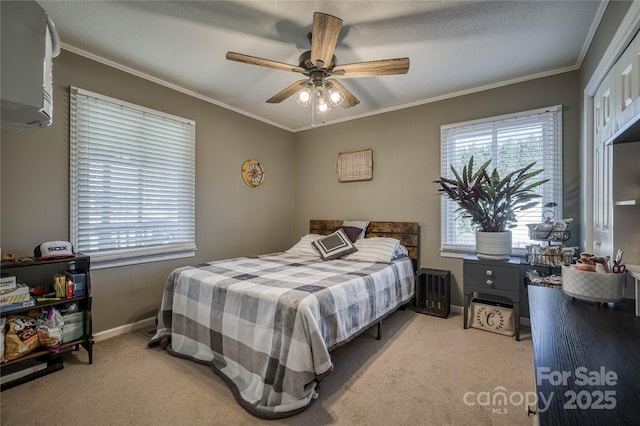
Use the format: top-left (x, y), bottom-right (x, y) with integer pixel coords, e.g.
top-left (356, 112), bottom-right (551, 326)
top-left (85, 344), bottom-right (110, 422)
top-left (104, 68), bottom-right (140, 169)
top-left (225, 12), bottom-right (410, 112)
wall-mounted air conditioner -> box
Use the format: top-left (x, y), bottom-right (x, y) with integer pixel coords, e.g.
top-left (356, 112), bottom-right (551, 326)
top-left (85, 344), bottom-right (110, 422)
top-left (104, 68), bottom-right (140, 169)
top-left (1, 0), bottom-right (61, 129)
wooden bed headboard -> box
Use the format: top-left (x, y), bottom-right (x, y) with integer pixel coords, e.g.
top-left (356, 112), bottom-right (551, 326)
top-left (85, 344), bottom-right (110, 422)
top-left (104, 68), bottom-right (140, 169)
top-left (309, 220), bottom-right (420, 268)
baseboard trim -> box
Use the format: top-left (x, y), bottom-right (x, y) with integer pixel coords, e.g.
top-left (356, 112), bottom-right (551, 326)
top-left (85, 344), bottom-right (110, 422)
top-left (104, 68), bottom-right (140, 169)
top-left (450, 304), bottom-right (463, 314)
top-left (93, 317), bottom-right (155, 343)
top-left (93, 307), bottom-right (531, 343)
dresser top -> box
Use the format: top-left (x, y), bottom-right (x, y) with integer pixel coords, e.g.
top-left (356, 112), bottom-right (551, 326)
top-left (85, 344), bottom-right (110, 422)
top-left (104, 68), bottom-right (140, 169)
top-left (464, 254), bottom-right (522, 266)
top-left (528, 286), bottom-right (640, 424)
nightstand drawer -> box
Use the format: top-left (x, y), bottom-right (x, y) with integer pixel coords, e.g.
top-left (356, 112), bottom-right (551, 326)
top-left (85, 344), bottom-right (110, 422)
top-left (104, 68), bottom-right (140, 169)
top-left (463, 262), bottom-right (519, 295)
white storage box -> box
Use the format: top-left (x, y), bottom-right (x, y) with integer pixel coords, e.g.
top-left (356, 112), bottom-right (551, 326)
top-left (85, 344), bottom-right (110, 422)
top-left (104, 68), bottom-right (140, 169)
top-left (62, 311), bottom-right (84, 343)
top-left (62, 323), bottom-right (83, 343)
top-left (0, 283), bottom-right (30, 305)
top-left (62, 311), bottom-right (83, 324)
top-left (562, 265), bottom-right (625, 303)
top-left (0, 275), bottom-right (17, 288)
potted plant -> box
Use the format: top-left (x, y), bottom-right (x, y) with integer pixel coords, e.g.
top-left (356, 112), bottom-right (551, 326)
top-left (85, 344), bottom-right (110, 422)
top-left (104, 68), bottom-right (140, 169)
top-left (435, 156), bottom-right (548, 260)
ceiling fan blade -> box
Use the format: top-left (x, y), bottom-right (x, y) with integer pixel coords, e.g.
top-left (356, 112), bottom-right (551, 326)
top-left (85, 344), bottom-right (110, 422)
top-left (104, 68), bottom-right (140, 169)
top-left (226, 51), bottom-right (305, 73)
top-left (266, 79), bottom-right (309, 103)
top-left (310, 12), bottom-right (343, 68)
top-left (327, 79), bottom-right (360, 109)
top-left (332, 58), bottom-right (410, 78)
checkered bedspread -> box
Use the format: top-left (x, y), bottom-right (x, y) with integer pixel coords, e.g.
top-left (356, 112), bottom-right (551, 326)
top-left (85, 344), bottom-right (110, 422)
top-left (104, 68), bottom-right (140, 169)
top-left (149, 253), bottom-right (414, 418)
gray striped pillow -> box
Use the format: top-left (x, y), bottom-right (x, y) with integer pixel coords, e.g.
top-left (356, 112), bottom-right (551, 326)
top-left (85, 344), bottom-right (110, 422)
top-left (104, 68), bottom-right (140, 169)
top-left (344, 237), bottom-right (402, 262)
top-left (342, 220), bottom-right (370, 239)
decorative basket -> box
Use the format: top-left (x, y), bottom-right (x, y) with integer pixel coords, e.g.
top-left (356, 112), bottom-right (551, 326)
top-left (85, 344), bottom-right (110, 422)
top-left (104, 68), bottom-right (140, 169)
top-left (561, 265), bottom-right (625, 303)
top-left (527, 224), bottom-right (571, 242)
top-left (468, 298), bottom-right (515, 337)
top-left (526, 245), bottom-right (574, 267)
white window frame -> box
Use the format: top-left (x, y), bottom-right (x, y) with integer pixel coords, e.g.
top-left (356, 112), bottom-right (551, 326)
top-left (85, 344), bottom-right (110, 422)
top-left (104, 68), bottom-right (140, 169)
top-left (70, 87), bottom-right (196, 269)
top-left (440, 105), bottom-right (563, 258)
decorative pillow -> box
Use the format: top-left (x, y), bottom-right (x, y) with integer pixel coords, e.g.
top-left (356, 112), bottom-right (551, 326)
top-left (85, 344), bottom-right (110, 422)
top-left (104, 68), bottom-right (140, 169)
top-left (333, 226), bottom-right (362, 243)
top-left (343, 237), bottom-right (403, 263)
top-left (311, 228), bottom-right (358, 260)
top-left (342, 220), bottom-right (370, 239)
top-left (394, 243), bottom-right (409, 258)
top-left (285, 234), bottom-right (324, 257)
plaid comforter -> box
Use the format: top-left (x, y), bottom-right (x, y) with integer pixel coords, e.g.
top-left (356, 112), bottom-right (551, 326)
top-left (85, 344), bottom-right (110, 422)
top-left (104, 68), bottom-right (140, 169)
top-left (149, 253), bottom-right (414, 418)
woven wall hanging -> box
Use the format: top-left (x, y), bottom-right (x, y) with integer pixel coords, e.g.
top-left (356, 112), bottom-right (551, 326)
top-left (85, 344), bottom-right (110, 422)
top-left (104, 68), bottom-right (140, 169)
top-left (336, 148), bottom-right (373, 182)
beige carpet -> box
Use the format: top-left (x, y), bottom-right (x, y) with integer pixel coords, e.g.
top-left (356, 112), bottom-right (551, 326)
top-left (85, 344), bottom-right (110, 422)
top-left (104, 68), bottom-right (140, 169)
top-left (1, 309), bottom-right (534, 425)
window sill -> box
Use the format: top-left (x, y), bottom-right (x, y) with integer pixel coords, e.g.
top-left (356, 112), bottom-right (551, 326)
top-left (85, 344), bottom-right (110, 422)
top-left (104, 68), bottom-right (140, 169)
top-left (89, 250), bottom-right (196, 270)
top-left (440, 250), bottom-right (472, 259)
top-left (440, 248), bottom-right (528, 260)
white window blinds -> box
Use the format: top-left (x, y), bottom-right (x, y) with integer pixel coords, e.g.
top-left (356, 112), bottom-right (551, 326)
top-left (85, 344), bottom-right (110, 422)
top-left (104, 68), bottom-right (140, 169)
top-left (70, 87), bottom-right (196, 268)
top-left (440, 105), bottom-right (563, 254)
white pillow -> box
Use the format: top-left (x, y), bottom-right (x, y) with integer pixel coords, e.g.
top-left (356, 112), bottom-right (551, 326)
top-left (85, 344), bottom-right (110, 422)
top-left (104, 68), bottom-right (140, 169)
top-left (343, 237), bottom-right (404, 263)
top-left (342, 220), bottom-right (370, 239)
top-left (285, 234), bottom-right (324, 257)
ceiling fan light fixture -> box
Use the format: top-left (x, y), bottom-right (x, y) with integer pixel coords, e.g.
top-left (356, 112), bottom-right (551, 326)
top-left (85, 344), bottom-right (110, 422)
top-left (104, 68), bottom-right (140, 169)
top-left (314, 87), bottom-right (331, 113)
top-left (317, 102), bottom-right (329, 113)
top-left (327, 84), bottom-right (344, 106)
top-left (296, 85), bottom-right (312, 107)
top-left (226, 11), bottom-right (410, 123)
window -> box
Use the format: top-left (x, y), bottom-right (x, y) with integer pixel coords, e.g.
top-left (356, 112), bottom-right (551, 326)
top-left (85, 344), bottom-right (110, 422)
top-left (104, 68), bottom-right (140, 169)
top-left (70, 87), bottom-right (196, 269)
top-left (440, 105), bottom-right (562, 256)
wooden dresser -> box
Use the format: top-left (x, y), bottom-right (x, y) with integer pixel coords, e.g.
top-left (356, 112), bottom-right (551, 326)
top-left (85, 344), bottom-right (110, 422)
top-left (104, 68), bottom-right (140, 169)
top-left (528, 286), bottom-right (640, 424)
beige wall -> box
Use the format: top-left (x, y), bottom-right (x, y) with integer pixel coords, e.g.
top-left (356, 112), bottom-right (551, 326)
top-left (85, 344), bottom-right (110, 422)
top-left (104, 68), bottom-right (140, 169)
top-left (1, 51), bottom-right (296, 332)
top-left (3, 2), bottom-right (630, 332)
top-left (293, 72), bottom-right (581, 308)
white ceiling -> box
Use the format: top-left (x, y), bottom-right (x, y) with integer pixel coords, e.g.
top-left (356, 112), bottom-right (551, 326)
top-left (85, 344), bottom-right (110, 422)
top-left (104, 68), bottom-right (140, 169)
top-left (39, 1), bottom-right (606, 132)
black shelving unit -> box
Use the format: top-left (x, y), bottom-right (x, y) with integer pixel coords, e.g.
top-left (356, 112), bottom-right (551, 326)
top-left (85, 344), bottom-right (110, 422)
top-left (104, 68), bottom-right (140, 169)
top-left (1, 255), bottom-right (93, 389)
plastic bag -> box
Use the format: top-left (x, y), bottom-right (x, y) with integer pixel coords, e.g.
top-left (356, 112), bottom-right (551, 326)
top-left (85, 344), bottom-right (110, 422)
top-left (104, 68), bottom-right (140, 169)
top-left (37, 306), bottom-right (64, 352)
top-left (4, 310), bottom-right (40, 361)
top-left (59, 302), bottom-right (79, 315)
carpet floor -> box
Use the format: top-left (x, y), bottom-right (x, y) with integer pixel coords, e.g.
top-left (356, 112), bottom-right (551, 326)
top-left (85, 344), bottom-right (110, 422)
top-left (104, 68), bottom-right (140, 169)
top-left (1, 309), bottom-right (534, 425)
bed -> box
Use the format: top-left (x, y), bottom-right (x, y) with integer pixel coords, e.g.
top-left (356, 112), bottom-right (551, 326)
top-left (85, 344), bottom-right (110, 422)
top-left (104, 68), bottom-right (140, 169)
top-left (148, 220), bottom-right (419, 418)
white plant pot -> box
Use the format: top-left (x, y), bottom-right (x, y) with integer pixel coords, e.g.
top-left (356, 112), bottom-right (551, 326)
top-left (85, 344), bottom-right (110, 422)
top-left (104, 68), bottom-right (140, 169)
top-left (475, 231), bottom-right (512, 261)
